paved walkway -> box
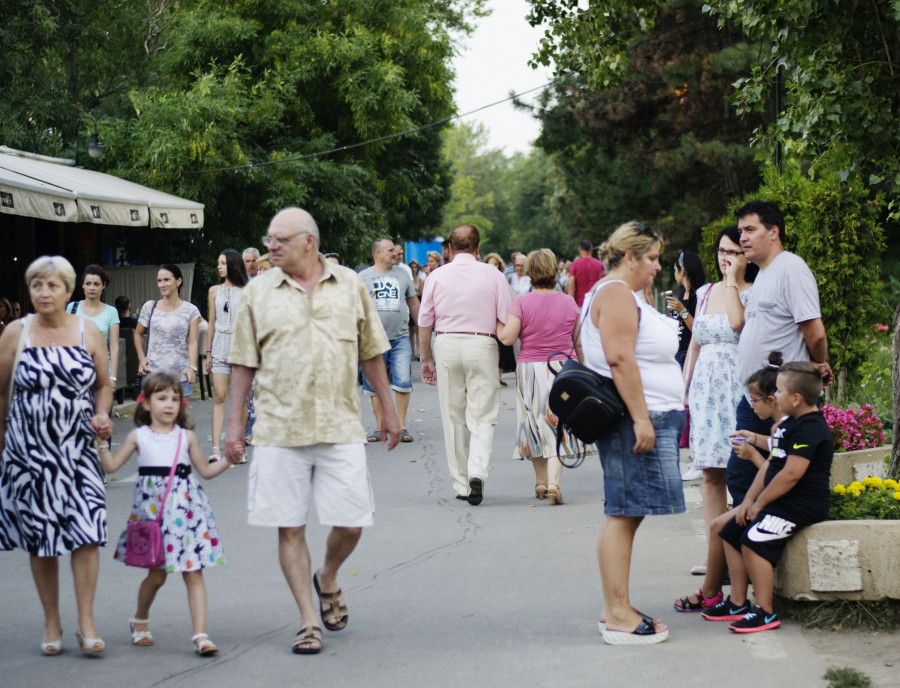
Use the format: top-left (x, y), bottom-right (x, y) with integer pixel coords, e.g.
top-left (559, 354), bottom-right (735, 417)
top-left (0, 366), bottom-right (843, 686)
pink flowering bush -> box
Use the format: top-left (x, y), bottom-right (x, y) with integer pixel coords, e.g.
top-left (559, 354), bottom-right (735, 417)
top-left (822, 404), bottom-right (887, 452)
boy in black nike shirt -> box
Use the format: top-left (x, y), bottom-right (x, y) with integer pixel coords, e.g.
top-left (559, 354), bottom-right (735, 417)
top-left (713, 362), bottom-right (833, 633)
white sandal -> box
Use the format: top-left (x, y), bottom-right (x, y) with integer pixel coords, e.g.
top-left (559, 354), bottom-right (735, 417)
top-left (209, 447), bottom-right (221, 464)
top-left (192, 633), bottom-right (219, 656)
top-left (130, 617), bottom-right (154, 646)
top-left (41, 634), bottom-right (63, 656)
top-left (75, 627), bottom-right (105, 654)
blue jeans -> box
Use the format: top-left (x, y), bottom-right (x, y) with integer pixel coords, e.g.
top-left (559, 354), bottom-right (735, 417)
top-left (362, 336), bottom-right (413, 396)
top-left (726, 397), bottom-right (774, 506)
top-left (596, 410), bottom-right (687, 516)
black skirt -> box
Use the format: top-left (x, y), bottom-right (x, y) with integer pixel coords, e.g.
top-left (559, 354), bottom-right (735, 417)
top-left (498, 342), bottom-right (517, 373)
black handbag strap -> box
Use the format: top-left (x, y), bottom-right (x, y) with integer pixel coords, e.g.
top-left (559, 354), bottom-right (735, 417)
top-left (145, 300), bottom-right (157, 352)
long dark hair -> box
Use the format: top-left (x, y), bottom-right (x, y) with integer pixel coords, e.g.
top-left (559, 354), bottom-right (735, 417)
top-left (134, 371), bottom-right (195, 430)
top-left (219, 249), bottom-right (248, 287)
top-left (159, 263), bottom-right (184, 295)
top-left (715, 225), bottom-right (759, 282)
top-left (675, 250), bottom-right (707, 294)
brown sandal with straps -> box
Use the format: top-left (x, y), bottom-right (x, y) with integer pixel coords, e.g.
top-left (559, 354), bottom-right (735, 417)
top-left (292, 626), bottom-right (322, 654)
top-left (314, 571), bottom-right (349, 631)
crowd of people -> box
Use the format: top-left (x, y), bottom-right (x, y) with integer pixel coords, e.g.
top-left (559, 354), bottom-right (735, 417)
top-left (0, 199), bottom-right (836, 655)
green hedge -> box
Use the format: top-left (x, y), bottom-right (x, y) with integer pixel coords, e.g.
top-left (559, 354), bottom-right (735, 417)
top-left (698, 165), bottom-right (886, 375)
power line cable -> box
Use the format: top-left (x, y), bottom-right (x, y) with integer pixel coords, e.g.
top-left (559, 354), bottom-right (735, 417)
top-left (128, 80), bottom-right (561, 179)
top-left (127, 11), bottom-right (703, 179)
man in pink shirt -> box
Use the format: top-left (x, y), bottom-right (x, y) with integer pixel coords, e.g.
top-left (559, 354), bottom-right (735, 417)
top-left (418, 225), bottom-right (513, 505)
top-left (566, 239), bottom-right (605, 307)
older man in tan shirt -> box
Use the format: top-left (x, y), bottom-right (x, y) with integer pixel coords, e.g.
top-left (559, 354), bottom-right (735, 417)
top-left (225, 207), bottom-right (400, 655)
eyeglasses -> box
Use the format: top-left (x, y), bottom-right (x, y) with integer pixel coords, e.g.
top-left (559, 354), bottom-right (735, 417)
top-left (262, 231), bottom-right (309, 248)
top-left (748, 396), bottom-right (766, 405)
top-left (717, 248), bottom-right (744, 257)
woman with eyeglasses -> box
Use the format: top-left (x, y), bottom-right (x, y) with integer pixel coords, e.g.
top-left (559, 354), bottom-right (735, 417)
top-left (673, 225), bottom-right (758, 601)
top-left (206, 250), bottom-right (249, 463)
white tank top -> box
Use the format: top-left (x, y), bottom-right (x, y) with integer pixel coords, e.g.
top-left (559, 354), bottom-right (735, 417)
top-left (579, 280), bottom-right (683, 413)
top-left (136, 426), bottom-right (191, 468)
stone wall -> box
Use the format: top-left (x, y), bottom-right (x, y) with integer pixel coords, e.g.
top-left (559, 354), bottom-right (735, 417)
top-left (830, 445), bottom-right (891, 487)
top-left (776, 520), bottom-right (900, 601)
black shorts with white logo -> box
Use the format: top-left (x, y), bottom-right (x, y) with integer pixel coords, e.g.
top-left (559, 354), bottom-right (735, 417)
top-left (718, 503), bottom-right (810, 566)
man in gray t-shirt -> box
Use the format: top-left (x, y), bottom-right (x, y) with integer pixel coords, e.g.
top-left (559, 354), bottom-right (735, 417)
top-left (359, 238), bottom-right (420, 443)
top-left (726, 200), bottom-right (832, 502)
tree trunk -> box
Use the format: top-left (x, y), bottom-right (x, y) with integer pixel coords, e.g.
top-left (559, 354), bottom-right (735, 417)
top-left (890, 302), bottom-right (900, 478)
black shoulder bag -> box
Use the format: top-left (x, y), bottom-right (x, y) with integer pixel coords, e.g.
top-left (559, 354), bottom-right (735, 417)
top-left (132, 300), bottom-right (157, 401)
top-left (548, 288), bottom-right (627, 467)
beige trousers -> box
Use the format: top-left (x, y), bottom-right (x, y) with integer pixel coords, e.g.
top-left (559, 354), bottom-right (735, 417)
top-left (433, 334), bottom-right (501, 497)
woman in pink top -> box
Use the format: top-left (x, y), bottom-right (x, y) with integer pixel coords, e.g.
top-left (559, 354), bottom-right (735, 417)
top-left (497, 249), bottom-right (584, 505)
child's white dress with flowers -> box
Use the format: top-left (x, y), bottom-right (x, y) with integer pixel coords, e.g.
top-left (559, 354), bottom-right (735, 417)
top-left (114, 426), bottom-right (225, 573)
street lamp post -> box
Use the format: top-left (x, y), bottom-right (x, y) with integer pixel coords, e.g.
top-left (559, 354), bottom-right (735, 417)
top-left (74, 116), bottom-right (106, 167)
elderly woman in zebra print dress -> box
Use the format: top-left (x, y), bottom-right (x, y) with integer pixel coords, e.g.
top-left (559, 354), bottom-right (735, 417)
top-left (0, 256), bottom-right (113, 656)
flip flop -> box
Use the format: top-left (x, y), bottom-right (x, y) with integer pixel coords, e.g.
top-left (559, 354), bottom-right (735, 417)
top-left (400, 429), bottom-right (413, 443)
top-left (602, 619), bottom-right (669, 645)
top-left (367, 431), bottom-right (381, 443)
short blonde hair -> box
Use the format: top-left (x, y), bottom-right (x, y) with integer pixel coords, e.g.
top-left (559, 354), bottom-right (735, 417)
top-left (257, 253), bottom-right (273, 269)
top-left (525, 249), bottom-right (558, 289)
top-left (483, 252), bottom-right (506, 272)
top-left (426, 250), bottom-right (442, 266)
top-left (26, 256), bottom-right (76, 293)
top-left (598, 222), bottom-right (663, 270)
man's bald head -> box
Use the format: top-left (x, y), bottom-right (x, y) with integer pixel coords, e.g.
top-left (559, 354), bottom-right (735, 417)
top-left (449, 224), bottom-right (480, 255)
top-left (269, 207), bottom-right (320, 248)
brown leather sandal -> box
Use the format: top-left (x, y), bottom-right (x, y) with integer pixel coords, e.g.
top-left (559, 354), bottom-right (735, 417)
top-left (535, 483), bottom-right (548, 500)
top-left (314, 571), bottom-right (349, 631)
top-left (292, 626), bottom-right (322, 654)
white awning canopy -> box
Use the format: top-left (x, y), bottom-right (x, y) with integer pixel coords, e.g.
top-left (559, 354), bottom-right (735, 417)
top-left (0, 148), bottom-right (203, 229)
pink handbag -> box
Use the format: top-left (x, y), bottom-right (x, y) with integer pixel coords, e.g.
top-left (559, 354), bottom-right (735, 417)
top-left (125, 431), bottom-right (183, 569)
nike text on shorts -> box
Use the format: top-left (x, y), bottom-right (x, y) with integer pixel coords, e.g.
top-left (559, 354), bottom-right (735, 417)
top-left (718, 509), bottom-right (802, 566)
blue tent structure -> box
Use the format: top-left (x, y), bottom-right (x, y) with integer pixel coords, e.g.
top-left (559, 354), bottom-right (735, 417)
top-left (404, 238), bottom-right (443, 266)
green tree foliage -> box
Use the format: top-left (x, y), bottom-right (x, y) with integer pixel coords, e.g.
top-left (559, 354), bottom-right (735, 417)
top-left (437, 122), bottom-right (574, 261)
top-left (0, 0), bottom-right (483, 293)
top-left (706, 0), bottom-right (900, 215)
top-left (699, 165), bottom-right (887, 377)
top-left (528, 2), bottom-right (764, 255)
top-left (527, 0), bottom-right (900, 215)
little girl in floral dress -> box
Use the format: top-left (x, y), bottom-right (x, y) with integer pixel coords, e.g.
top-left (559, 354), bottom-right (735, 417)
top-left (98, 371), bottom-right (230, 656)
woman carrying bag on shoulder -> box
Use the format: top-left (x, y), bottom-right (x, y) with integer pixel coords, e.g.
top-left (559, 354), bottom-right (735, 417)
top-left (582, 222), bottom-right (685, 646)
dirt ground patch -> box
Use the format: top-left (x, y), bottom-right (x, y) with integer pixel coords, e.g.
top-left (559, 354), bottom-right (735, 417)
top-left (805, 628), bottom-right (898, 687)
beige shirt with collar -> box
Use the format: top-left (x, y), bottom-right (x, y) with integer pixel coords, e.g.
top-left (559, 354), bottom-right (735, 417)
top-left (228, 254), bottom-right (389, 447)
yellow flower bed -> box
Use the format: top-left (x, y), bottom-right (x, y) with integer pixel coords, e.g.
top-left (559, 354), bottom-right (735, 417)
top-left (829, 477), bottom-right (900, 520)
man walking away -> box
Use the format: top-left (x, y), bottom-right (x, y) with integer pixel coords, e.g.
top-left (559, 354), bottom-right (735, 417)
top-left (567, 239), bottom-right (605, 307)
top-left (225, 208), bottom-right (400, 655)
top-left (418, 224), bottom-right (513, 505)
top-left (360, 238), bottom-right (419, 444)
